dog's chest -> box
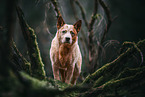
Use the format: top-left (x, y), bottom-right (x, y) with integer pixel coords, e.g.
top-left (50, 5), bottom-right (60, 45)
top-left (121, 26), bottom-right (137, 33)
top-left (58, 44), bottom-right (74, 67)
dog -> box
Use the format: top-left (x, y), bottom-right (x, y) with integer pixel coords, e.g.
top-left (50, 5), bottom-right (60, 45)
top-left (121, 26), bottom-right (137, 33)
top-left (50, 16), bottom-right (82, 85)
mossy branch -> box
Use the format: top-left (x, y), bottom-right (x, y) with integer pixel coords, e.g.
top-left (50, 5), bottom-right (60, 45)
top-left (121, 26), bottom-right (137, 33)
top-left (16, 6), bottom-right (46, 80)
top-left (10, 40), bottom-right (31, 74)
top-left (79, 66), bottom-right (145, 97)
top-left (83, 39), bottom-right (145, 85)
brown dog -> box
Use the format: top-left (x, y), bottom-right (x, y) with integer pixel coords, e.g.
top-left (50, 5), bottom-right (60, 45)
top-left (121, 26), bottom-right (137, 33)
top-left (50, 16), bottom-right (82, 85)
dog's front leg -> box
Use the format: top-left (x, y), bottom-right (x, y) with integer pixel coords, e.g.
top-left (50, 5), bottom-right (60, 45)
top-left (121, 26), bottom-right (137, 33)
top-left (65, 65), bottom-right (75, 84)
top-left (71, 64), bottom-right (81, 85)
top-left (52, 65), bottom-right (60, 80)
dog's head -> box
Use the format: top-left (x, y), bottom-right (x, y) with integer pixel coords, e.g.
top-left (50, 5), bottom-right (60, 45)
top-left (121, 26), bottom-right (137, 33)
top-left (57, 16), bottom-right (81, 45)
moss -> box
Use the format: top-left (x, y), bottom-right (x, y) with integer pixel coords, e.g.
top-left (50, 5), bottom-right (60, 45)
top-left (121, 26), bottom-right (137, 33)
top-left (83, 39), bottom-right (145, 85)
top-left (101, 69), bottom-right (145, 95)
top-left (116, 66), bottom-right (145, 79)
top-left (28, 27), bottom-right (46, 80)
top-left (24, 62), bottom-right (31, 74)
top-left (11, 41), bottom-right (31, 74)
top-left (16, 7), bottom-right (46, 80)
top-left (82, 62), bottom-right (112, 84)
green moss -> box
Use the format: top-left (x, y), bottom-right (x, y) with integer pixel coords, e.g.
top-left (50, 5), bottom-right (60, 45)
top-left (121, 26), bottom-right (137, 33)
top-left (116, 66), bottom-right (145, 79)
top-left (24, 62), bottom-right (31, 74)
top-left (82, 62), bottom-right (111, 84)
top-left (101, 68), bottom-right (145, 95)
top-left (11, 41), bottom-right (31, 75)
top-left (28, 27), bottom-right (46, 80)
top-left (83, 39), bottom-right (145, 86)
top-left (17, 7), bottom-right (46, 80)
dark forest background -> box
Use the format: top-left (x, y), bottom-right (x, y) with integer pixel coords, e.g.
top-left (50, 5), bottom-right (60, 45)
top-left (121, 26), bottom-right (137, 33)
top-left (0, 0), bottom-right (145, 96)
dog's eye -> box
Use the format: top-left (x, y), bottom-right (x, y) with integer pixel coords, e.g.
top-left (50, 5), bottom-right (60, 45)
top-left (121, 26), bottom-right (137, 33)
top-left (71, 31), bottom-right (75, 36)
top-left (62, 30), bottom-right (67, 33)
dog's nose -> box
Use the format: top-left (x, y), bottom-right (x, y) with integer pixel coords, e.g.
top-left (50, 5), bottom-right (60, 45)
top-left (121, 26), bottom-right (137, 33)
top-left (65, 37), bottom-right (70, 42)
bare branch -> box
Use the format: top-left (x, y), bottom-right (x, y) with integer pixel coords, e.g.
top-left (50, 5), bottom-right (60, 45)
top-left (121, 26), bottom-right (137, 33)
top-left (88, 0), bottom-right (99, 71)
top-left (10, 40), bottom-right (31, 74)
top-left (75, 0), bottom-right (89, 28)
top-left (88, 0), bottom-right (99, 32)
top-left (99, 0), bottom-right (112, 44)
top-left (50, 0), bottom-right (61, 18)
top-left (122, 41), bottom-right (144, 66)
top-left (92, 0), bottom-right (113, 72)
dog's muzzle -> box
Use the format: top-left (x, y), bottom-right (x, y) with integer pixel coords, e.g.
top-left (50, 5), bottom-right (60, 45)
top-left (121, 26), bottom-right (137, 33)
top-left (65, 37), bottom-right (70, 43)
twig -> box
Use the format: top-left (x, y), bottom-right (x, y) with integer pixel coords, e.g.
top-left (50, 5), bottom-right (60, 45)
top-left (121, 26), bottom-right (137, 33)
top-left (99, 0), bottom-right (112, 44)
top-left (50, 0), bottom-right (61, 18)
top-left (10, 40), bottom-right (31, 74)
top-left (88, 0), bottom-right (99, 32)
top-left (75, 0), bottom-right (89, 28)
top-left (88, 0), bottom-right (99, 72)
top-left (93, 0), bottom-right (113, 72)
top-left (70, 0), bottom-right (88, 45)
top-left (122, 41), bottom-right (143, 66)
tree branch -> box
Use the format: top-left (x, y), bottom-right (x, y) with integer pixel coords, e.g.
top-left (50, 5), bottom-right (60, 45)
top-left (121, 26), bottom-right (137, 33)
top-left (92, 0), bottom-right (113, 72)
top-left (10, 40), bottom-right (31, 74)
top-left (16, 6), bottom-right (46, 80)
top-left (83, 39), bottom-right (145, 85)
top-left (88, 0), bottom-right (99, 72)
top-left (99, 0), bottom-right (112, 44)
top-left (88, 0), bottom-right (99, 32)
top-left (75, 0), bottom-right (89, 28)
top-left (79, 67), bottom-right (145, 97)
top-left (50, 0), bottom-right (61, 18)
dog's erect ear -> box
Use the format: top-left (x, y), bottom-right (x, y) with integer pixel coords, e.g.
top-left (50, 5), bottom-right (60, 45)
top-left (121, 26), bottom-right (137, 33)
top-left (57, 16), bottom-right (65, 29)
top-left (73, 20), bottom-right (82, 33)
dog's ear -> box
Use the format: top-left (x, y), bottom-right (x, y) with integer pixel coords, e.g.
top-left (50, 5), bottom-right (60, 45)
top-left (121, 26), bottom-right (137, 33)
top-left (73, 20), bottom-right (82, 33)
top-left (57, 16), bottom-right (65, 29)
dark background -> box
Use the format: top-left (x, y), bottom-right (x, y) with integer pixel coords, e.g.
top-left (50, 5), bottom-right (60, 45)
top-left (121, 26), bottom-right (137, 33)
top-left (0, 0), bottom-right (145, 77)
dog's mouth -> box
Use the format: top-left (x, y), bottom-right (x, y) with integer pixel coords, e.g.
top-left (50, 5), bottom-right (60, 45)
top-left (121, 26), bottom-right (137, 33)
top-left (64, 41), bottom-right (71, 44)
